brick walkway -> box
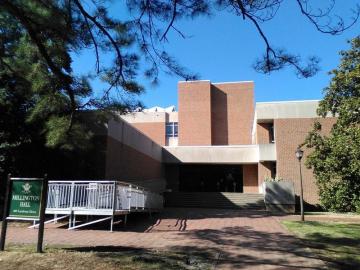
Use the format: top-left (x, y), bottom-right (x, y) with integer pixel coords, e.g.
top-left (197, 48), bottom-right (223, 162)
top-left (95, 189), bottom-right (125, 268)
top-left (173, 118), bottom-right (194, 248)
top-left (5, 208), bottom-right (326, 269)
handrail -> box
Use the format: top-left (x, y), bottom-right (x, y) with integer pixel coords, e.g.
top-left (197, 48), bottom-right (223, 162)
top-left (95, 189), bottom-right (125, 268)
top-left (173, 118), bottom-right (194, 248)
top-left (48, 180), bottom-right (149, 192)
top-left (46, 180), bottom-right (163, 212)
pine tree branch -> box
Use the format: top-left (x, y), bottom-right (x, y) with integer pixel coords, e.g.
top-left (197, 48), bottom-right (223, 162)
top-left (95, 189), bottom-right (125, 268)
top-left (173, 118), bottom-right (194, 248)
top-left (2, 0), bottom-right (77, 131)
top-left (160, 0), bottom-right (177, 42)
top-left (73, 0), bottom-right (125, 83)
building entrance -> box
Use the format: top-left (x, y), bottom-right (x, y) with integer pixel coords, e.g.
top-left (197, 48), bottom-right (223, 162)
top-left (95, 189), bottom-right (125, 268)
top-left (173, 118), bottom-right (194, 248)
top-left (179, 164), bottom-right (243, 192)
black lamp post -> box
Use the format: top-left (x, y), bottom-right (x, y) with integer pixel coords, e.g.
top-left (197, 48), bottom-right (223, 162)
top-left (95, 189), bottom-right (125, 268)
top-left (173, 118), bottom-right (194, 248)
top-left (295, 147), bottom-right (304, 221)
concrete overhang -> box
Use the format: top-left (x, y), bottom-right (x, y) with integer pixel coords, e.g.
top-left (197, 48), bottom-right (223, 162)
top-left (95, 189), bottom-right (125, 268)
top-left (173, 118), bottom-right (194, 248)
top-left (259, 144), bottom-right (276, 161)
top-left (256, 100), bottom-right (319, 122)
top-left (162, 145), bottom-right (259, 164)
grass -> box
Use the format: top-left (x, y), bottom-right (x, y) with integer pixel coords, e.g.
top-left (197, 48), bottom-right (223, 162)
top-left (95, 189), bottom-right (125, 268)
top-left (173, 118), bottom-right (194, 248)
top-left (303, 211), bottom-right (360, 216)
top-left (282, 220), bottom-right (360, 268)
top-left (0, 244), bottom-right (213, 270)
top-left (0, 221), bottom-right (32, 228)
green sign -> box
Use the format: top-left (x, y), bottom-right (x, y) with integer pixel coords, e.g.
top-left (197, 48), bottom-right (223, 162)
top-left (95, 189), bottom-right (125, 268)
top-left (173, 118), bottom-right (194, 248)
top-left (9, 179), bottom-right (43, 219)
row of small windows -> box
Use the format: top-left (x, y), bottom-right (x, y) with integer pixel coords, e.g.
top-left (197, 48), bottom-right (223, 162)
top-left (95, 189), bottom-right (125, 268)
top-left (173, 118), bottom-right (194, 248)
top-left (166, 122), bottom-right (178, 137)
top-left (166, 122), bottom-right (274, 141)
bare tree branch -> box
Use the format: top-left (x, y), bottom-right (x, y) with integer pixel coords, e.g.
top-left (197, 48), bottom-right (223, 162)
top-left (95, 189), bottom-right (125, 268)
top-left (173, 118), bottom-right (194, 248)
top-left (160, 0), bottom-right (177, 42)
top-left (296, 0), bottom-right (360, 35)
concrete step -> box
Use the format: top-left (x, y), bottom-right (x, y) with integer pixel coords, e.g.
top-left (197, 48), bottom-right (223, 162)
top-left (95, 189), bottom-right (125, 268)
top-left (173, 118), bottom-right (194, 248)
top-left (164, 192), bottom-right (265, 209)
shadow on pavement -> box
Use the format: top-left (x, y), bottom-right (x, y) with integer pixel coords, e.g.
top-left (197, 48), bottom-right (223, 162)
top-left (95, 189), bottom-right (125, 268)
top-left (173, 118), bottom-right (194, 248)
top-left (42, 208), bottom-right (359, 269)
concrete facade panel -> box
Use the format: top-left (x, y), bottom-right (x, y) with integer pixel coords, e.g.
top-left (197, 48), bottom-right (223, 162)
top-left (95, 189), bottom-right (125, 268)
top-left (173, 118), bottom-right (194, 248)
top-left (256, 101), bottom-right (319, 121)
top-left (259, 144), bottom-right (276, 161)
top-left (105, 137), bottom-right (164, 191)
top-left (167, 112), bottom-right (178, 122)
top-left (108, 119), bottom-right (162, 162)
top-left (120, 111), bottom-right (166, 123)
top-left (275, 117), bottom-right (337, 205)
top-left (163, 145), bottom-right (259, 164)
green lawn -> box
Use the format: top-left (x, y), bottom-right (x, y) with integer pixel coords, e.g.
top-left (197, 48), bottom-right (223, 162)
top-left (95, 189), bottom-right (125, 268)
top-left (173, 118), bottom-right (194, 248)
top-left (282, 220), bottom-right (360, 268)
top-left (303, 212), bottom-right (359, 216)
top-left (0, 245), bottom-right (212, 270)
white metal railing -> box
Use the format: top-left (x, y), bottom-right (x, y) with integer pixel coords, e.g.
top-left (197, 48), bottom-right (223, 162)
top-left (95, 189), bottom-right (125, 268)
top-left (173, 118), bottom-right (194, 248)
top-left (46, 180), bottom-right (163, 213)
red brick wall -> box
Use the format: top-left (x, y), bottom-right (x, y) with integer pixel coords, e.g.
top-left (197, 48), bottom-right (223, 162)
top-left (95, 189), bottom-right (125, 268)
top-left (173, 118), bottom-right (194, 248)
top-left (243, 164), bottom-right (258, 193)
top-left (132, 122), bottom-right (165, 146)
top-left (211, 86), bottom-right (228, 145)
top-left (258, 162), bottom-right (273, 188)
top-left (256, 123), bottom-right (271, 144)
top-left (178, 81), bottom-right (212, 145)
top-left (179, 81), bottom-right (254, 146)
top-left (105, 136), bottom-right (163, 182)
top-left (275, 118), bottom-right (337, 204)
top-left (212, 83), bottom-right (254, 145)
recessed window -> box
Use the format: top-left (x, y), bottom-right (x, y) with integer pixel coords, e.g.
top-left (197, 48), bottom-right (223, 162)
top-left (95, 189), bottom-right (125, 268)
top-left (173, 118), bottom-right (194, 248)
top-left (271, 162), bottom-right (277, 178)
top-left (269, 123), bottom-right (275, 143)
top-left (166, 122), bottom-right (178, 137)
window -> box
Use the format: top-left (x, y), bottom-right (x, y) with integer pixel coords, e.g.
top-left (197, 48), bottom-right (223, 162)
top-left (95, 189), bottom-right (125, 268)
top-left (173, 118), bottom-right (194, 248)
top-left (271, 162), bottom-right (277, 178)
top-left (166, 124), bottom-right (173, 137)
top-left (166, 122), bottom-right (178, 137)
top-left (269, 123), bottom-right (275, 143)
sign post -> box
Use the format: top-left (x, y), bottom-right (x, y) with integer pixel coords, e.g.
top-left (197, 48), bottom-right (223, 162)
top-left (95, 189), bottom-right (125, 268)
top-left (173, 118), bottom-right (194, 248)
top-left (0, 174), bottom-right (12, 251)
top-left (37, 174), bottom-right (48, 253)
top-left (0, 175), bottom-right (48, 252)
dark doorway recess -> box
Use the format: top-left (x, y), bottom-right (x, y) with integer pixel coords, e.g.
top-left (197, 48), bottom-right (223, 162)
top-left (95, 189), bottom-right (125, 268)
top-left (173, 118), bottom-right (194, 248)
top-left (179, 164), bottom-right (243, 192)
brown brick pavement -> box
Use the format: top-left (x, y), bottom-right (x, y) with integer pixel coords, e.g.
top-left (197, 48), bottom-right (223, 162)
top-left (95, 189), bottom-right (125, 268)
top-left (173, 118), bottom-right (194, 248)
top-left (4, 208), bottom-right (326, 269)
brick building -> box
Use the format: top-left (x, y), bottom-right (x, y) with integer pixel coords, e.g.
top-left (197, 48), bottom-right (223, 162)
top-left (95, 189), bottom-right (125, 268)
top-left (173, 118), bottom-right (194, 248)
top-left (105, 80), bottom-right (335, 206)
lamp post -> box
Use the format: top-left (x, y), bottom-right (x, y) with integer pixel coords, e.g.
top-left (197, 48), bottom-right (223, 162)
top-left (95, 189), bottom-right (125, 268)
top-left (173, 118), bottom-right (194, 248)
top-left (295, 147), bottom-right (305, 221)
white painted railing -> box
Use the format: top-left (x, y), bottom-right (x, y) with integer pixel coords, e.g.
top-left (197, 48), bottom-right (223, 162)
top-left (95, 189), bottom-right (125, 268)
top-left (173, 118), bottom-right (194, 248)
top-left (46, 180), bottom-right (163, 213)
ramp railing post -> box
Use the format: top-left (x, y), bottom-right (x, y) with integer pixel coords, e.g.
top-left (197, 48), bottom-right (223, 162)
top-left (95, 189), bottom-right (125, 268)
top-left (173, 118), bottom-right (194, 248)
top-left (54, 185), bottom-right (59, 223)
top-left (68, 182), bottom-right (75, 229)
top-left (124, 214), bottom-right (127, 227)
top-left (142, 189), bottom-right (145, 210)
top-left (128, 185), bottom-right (132, 211)
top-left (136, 187), bottom-right (139, 210)
top-left (110, 181), bottom-right (117, 232)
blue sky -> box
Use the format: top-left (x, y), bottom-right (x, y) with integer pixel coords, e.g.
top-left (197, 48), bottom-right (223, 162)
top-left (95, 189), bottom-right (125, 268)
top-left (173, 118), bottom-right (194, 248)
top-left (72, 1), bottom-right (360, 108)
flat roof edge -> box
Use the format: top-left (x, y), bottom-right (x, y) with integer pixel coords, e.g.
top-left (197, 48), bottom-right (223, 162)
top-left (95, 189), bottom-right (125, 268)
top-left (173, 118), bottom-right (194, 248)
top-left (164, 145), bottom-right (259, 149)
top-left (212, 81), bottom-right (254, 85)
top-left (178, 80), bottom-right (211, 83)
top-left (256, 99), bottom-right (320, 105)
top-left (178, 80), bottom-right (254, 84)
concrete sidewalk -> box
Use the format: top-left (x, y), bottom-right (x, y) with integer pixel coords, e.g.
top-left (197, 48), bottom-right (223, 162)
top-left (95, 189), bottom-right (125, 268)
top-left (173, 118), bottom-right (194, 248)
top-left (5, 208), bottom-right (326, 269)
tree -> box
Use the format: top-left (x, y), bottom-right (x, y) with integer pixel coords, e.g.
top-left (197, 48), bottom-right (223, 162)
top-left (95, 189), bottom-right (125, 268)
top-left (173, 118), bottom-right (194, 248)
top-left (304, 36), bottom-right (360, 212)
top-left (0, 11), bottom-right (88, 205)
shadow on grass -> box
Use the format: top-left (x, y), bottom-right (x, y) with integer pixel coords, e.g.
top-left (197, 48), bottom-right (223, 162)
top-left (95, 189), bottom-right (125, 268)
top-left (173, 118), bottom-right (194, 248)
top-left (283, 221), bottom-right (360, 269)
top-left (64, 245), bottom-right (213, 270)
top-left (65, 246), bottom-right (145, 253)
